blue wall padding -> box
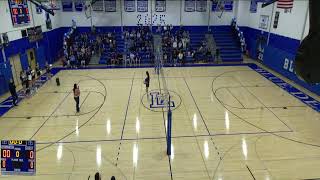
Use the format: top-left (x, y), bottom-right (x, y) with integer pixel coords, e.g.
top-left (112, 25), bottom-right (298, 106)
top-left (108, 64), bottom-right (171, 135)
top-left (263, 45), bottom-right (320, 95)
top-left (36, 46), bottom-right (46, 69)
top-left (20, 53), bottom-right (29, 70)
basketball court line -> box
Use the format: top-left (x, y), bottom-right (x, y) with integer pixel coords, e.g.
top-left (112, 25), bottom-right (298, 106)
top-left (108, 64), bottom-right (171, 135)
top-left (32, 129), bottom-right (294, 145)
top-left (211, 70), bottom-right (320, 150)
top-left (29, 92), bottom-right (71, 140)
top-left (36, 75), bottom-right (108, 152)
top-left (115, 72), bottom-right (135, 167)
top-left (183, 77), bottom-right (223, 161)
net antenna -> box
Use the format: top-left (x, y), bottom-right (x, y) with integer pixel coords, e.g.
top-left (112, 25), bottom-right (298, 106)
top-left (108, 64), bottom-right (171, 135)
top-left (212, 0), bottom-right (225, 18)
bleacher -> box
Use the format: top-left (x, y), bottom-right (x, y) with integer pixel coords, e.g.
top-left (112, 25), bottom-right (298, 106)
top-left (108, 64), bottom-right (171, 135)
top-left (212, 27), bottom-right (243, 62)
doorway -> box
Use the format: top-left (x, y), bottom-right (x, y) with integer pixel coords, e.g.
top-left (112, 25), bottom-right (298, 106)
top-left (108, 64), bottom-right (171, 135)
top-left (27, 48), bottom-right (36, 70)
top-left (9, 54), bottom-right (22, 87)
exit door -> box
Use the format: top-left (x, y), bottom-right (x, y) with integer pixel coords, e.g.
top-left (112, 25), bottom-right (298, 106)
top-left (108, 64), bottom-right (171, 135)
top-left (9, 55), bottom-right (22, 87)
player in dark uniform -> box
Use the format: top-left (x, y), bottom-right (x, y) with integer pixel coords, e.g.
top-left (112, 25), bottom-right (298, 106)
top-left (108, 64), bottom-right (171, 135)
top-left (8, 79), bottom-right (18, 106)
top-left (144, 71), bottom-right (150, 93)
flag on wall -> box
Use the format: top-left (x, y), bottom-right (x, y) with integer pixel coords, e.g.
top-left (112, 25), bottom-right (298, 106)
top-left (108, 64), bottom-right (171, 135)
top-left (277, 0), bottom-right (294, 9)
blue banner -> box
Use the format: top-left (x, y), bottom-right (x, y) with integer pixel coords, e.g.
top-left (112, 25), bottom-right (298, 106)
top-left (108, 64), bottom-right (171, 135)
top-left (92, 0), bottom-right (104, 11)
top-left (137, 0), bottom-right (148, 12)
top-left (250, 0), bottom-right (258, 13)
top-left (62, 0), bottom-right (73, 11)
top-left (185, 0), bottom-right (195, 12)
top-left (224, 0), bottom-right (233, 11)
top-left (105, 0), bottom-right (116, 12)
top-left (196, 0), bottom-right (207, 12)
top-left (212, 0), bottom-right (233, 12)
top-left (155, 0), bottom-right (166, 12)
top-left (125, 0), bottom-right (136, 12)
top-left (74, 0), bottom-right (84, 12)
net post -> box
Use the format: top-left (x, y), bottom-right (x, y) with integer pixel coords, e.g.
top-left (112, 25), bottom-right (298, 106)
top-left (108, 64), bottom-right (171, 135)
top-left (167, 96), bottom-right (172, 156)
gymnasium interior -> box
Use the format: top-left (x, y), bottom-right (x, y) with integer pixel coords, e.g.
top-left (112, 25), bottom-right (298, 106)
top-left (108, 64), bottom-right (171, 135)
top-left (0, 0), bottom-right (319, 179)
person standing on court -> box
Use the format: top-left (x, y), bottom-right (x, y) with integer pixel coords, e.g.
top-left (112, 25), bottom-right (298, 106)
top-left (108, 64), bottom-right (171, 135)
top-left (144, 71), bottom-right (150, 94)
top-left (73, 84), bottom-right (80, 113)
top-left (8, 79), bottom-right (18, 106)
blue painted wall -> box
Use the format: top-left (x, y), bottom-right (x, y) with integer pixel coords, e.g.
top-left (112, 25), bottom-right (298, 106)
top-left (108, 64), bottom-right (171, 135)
top-left (241, 26), bottom-right (320, 96)
top-left (0, 27), bottom-right (66, 95)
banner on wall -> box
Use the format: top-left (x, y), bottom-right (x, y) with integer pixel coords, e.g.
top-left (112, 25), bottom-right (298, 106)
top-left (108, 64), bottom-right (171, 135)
top-left (196, 0), bottom-right (207, 12)
top-left (155, 0), bottom-right (166, 12)
top-left (250, 0), bottom-right (258, 13)
top-left (125, 0), bottom-right (136, 12)
top-left (259, 15), bottom-right (269, 29)
top-left (185, 0), bottom-right (195, 12)
top-left (92, 0), bottom-right (104, 11)
top-left (105, 0), bottom-right (116, 12)
top-left (250, 0), bottom-right (274, 13)
top-left (137, 0), bottom-right (148, 12)
top-left (74, 0), bottom-right (84, 11)
top-left (62, 0), bottom-right (73, 11)
top-left (223, 0), bottom-right (233, 11)
top-left (212, 0), bottom-right (233, 12)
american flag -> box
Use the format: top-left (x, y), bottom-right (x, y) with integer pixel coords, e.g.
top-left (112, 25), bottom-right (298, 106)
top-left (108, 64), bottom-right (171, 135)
top-left (277, 0), bottom-right (294, 9)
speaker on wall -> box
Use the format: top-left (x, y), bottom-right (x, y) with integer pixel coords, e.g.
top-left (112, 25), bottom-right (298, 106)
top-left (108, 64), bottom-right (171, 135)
top-left (2, 33), bottom-right (9, 47)
top-left (21, 29), bottom-right (27, 38)
top-left (273, 11), bottom-right (280, 29)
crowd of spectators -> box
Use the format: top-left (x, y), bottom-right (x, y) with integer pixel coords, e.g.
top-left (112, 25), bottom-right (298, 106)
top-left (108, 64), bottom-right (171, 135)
top-left (231, 18), bottom-right (246, 53)
top-left (159, 25), bottom-right (212, 65)
top-left (123, 25), bottom-right (154, 65)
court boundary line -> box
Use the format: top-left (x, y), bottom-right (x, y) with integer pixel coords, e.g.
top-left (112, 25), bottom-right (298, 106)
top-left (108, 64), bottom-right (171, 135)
top-left (2, 63), bottom-right (317, 118)
top-left (115, 72), bottom-right (135, 167)
top-left (35, 130), bottom-right (293, 144)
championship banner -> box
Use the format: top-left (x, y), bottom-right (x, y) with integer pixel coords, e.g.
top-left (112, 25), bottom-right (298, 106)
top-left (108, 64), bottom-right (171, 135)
top-left (105, 0), bottom-right (116, 12)
top-left (125, 0), bottom-right (136, 12)
top-left (155, 0), bottom-right (166, 12)
top-left (196, 0), bottom-right (207, 12)
top-left (92, 0), bottom-right (104, 11)
top-left (62, 0), bottom-right (73, 11)
top-left (185, 0), bottom-right (195, 12)
top-left (137, 0), bottom-right (148, 12)
top-left (223, 0), bottom-right (233, 11)
top-left (74, 0), bottom-right (84, 12)
top-left (250, 0), bottom-right (258, 13)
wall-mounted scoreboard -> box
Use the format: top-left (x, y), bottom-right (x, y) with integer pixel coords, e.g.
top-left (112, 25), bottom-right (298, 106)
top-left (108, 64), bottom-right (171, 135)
top-left (1, 140), bottom-right (36, 175)
top-left (8, 0), bottom-right (31, 27)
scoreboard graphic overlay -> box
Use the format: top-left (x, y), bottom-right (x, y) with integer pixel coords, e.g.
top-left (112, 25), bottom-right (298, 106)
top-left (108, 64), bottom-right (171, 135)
top-left (1, 140), bottom-right (36, 175)
top-left (8, 0), bottom-right (31, 27)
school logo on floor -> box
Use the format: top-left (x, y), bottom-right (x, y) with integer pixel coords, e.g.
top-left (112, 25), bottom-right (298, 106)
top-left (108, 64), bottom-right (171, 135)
top-left (141, 89), bottom-right (181, 112)
top-left (150, 91), bottom-right (175, 109)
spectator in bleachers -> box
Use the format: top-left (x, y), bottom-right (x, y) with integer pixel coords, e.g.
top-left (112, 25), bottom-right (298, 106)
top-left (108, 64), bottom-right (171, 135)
top-left (178, 51), bottom-right (184, 65)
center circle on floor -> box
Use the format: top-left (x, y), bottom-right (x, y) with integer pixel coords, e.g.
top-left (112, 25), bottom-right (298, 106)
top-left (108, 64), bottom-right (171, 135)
top-left (141, 89), bottom-right (182, 112)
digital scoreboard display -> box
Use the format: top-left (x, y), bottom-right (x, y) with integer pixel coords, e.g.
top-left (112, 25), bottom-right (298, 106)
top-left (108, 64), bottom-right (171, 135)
top-left (1, 140), bottom-right (36, 175)
top-left (8, 0), bottom-right (31, 27)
